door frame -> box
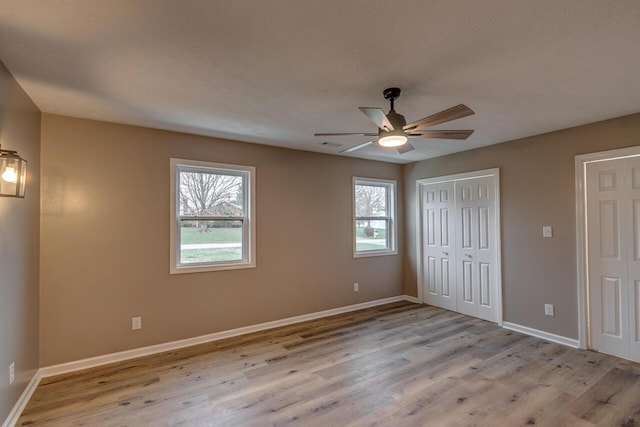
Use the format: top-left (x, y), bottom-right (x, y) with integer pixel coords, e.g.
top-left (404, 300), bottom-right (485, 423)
top-left (415, 167), bottom-right (503, 325)
top-left (575, 145), bottom-right (640, 350)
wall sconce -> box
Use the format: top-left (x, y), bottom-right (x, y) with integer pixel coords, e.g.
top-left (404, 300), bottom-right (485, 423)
top-left (0, 145), bottom-right (27, 198)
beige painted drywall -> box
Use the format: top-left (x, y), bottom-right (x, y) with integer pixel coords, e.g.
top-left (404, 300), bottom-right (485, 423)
top-left (40, 114), bottom-right (404, 366)
top-left (0, 61), bottom-right (40, 422)
top-left (404, 112), bottom-right (640, 339)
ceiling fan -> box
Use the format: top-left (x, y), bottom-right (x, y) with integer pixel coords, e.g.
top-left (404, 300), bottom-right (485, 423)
top-left (315, 87), bottom-right (475, 154)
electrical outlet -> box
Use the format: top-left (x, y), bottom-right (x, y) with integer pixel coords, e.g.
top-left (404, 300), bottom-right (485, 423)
top-left (543, 226), bottom-right (553, 238)
top-left (544, 304), bottom-right (555, 316)
top-left (354, 282), bottom-right (359, 292)
top-left (9, 363), bottom-right (14, 385)
top-left (132, 316), bottom-right (142, 330)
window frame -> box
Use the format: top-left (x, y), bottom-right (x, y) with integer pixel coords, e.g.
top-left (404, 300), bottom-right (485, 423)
top-left (353, 177), bottom-right (397, 258)
top-left (170, 158), bottom-right (256, 274)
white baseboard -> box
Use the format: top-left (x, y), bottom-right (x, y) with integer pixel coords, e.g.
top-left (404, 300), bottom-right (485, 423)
top-left (403, 295), bottom-right (419, 303)
top-left (40, 295), bottom-right (412, 378)
top-left (503, 321), bottom-right (580, 348)
top-left (2, 370), bottom-right (42, 427)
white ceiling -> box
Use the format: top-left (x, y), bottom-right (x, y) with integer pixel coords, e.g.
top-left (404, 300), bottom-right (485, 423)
top-left (1, 1), bottom-right (639, 164)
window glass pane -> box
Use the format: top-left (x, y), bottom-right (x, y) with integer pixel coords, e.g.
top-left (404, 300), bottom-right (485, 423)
top-left (355, 219), bottom-right (389, 251)
top-left (180, 220), bottom-right (243, 264)
top-left (355, 184), bottom-right (387, 217)
top-left (179, 171), bottom-right (244, 217)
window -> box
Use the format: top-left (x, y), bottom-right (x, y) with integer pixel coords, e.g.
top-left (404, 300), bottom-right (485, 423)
top-left (170, 159), bottom-right (255, 274)
top-left (353, 177), bottom-right (397, 257)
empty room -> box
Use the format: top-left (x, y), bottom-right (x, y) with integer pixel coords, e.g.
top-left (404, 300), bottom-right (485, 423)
top-left (1, 1), bottom-right (640, 426)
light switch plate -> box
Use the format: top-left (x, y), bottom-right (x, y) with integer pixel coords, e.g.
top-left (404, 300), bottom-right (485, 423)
top-left (544, 304), bottom-right (554, 316)
top-left (543, 226), bottom-right (553, 238)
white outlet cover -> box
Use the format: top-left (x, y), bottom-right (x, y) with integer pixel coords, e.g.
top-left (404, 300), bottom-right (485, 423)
top-left (132, 317), bottom-right (142, 330)
top-left (9, 363), bottom-right (15, 385)
top-left (354, 282), bottom-right (359, 292)
top-left (543, 226), bottom-right (553, 238)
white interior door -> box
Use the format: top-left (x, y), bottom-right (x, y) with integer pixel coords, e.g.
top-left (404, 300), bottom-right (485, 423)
top-left (586, 157), bottom-right (640, 362)
top-left (422, 182), bottom-right (457, 311)
top-left (627, 157), bottom-right (640, 361)
top-left (455, 176), bottom-right (499, 322)
top-left (587, 159), bottom-right (629, 359)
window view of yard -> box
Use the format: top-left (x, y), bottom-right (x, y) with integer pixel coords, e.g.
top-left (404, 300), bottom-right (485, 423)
top-left (355, 221), bottom-right (388, 251)
top-left (180, 221), bottom-right (243, 264)
top-left (354, 180), bottom-right (393, 254)
top-left (177, 164), bottom-right (245, 265)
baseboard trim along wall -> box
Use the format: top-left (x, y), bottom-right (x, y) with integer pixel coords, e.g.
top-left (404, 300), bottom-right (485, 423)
top-left (40, 295), bottom-right (417, 378)
top-left (3, 295), bottom-right (416, 426)
top-left (2, 370), bottom-right (42, 427)
top-left (403, 295), bottom-right (419, 303)
top-left (502, 321), bottom-right (580, 348)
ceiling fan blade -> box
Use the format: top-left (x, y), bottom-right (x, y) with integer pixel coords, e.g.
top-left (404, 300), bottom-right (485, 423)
top-left (314, 132), bottom-right (378, 136)
top-left (397, 143), bottom-right (415, 154)
top-left (408, 130), bottom-right (474, 140)
top-left (339, 139), bottom-right (376, 153)
top-left (403, 104), bottom-right (474, 132)
top-left (358, 107), bottom-right (394, 131)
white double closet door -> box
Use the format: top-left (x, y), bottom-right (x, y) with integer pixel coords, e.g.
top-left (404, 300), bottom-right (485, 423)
top-left (421, 172), bottom-right (500, 323)
top-left (586, 157), bottom-right (640, 362)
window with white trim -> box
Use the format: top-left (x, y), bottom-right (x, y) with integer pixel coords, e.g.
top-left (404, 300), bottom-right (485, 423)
top-left (353, 177), bottom-right (397, 257)
top-left (170, 159), bottom-right (255, 274)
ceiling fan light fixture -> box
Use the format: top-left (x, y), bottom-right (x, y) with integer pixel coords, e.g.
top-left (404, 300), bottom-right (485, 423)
top-left (378, 134), bottom-right (408, 147)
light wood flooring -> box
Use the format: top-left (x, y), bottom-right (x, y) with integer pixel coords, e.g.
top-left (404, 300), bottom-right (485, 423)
top-left (18, 302), bottom-right (640, 426)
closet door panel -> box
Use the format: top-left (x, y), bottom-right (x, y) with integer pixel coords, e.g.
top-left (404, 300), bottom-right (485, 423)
top-left (455, 176), bottom-right (498, 322)
top-left (422, 181), bottom-right (457, 311)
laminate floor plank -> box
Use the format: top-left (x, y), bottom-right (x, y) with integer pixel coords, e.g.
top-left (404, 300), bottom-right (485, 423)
top-left (18, 302), bottom-right (640, 426)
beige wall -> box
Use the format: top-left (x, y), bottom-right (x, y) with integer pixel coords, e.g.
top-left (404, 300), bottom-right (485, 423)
top-left (40, 114), bottom-right (404, 365)
top-left (0, 62), bottom-right (40, 421)
top-left (404, 113), bottom-right (640, 339)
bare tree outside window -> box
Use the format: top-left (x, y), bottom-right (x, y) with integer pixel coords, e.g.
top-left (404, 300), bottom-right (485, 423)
top-left (179, 172), bottom-right (243, 217)
top-left (355, 184), bottom-right (387, 217)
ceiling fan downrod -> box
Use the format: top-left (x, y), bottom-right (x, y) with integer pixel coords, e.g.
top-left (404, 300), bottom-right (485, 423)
top-left (383, 87), bottom-right (401, 111)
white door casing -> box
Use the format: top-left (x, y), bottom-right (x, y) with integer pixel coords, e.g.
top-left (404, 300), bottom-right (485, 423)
top-left (416, 168), bottom-right (502, 324)
top-left (422, 181), bottom-right (457, 311)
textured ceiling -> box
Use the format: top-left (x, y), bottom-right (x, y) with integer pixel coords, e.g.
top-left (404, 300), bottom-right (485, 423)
top-left (1, 0), bottom-right (639, 164)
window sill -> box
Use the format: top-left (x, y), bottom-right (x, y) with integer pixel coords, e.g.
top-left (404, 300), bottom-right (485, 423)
top-left (353, 250), bottom-right (397, 259)
top-left (170, 261), bottom-right (256, 275)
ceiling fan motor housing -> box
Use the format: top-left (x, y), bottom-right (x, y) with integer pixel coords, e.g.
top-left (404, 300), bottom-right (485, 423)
top-left (380, 109), bottom-right (407, 138)
top-left (378, 109), bottom-right (409, 147)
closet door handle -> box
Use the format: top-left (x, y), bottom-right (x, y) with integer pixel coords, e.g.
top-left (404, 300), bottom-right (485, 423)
top-left (465, 253), bottom-right (472, 259)
top-left (442, 251), bottom-right (448, 256)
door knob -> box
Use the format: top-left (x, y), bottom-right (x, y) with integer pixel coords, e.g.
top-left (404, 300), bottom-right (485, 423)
top-left (465, 254), bottom-right (472, 258)
top-left (443, 251), bottom-right (448, 256)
